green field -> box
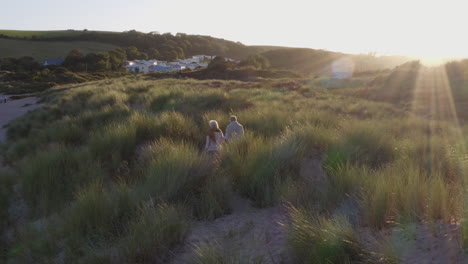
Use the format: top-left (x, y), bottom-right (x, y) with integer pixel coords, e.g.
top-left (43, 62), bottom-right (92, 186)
top-left (0, 29), bottom-right (118, 38)
top-left (0, 38), bottom-right (120, 62)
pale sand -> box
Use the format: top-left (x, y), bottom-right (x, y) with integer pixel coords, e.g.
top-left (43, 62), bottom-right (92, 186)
top-left (171, 195), bottom-right (292, 263)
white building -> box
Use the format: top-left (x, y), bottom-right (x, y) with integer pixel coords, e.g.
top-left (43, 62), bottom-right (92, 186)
top-left (124, 55), bottom-right (222, 73)
top-left (126, 60), bottom-right (158, 73)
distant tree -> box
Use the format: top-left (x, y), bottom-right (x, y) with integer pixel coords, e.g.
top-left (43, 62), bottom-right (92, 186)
top-left (239, 54), bottom-right (270, 69)
top-left (125, 46), bottom-right (148, 60)
top-left (208, 56), bottom-right (231, 71)
top-left (161, 50), bottom-right (178, 61)
top-left (85, 52), bottom-right (110, 72)
top-left (125, 46), bottom-right (140, 60)
top-left (108, 48), bottom-right (127, 70)
top-left (175, 47), bottom-right (185, 59)
top-left (18, 30), bottom-right (267, 65)
top-left (138, 52), bottom-right (149, 60)
top-left (16, 56), bottom-right (41, 72)
top-left (0, 57), bottom-right (41, 72)
top-left (149, 48), bottom-right (160, 59)
top-left (64, 49), bottom-right (86, 71)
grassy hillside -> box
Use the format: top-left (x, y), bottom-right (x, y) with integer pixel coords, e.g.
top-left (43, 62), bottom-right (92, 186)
top-left (0, 29), bottom-right (117, 38)
top-left (0, 38), bottom-right (119, 62)
top-left (261, 48), bottom-right (412, 75)
top-left (0, 29), bottom-right (412, 73)
top-left (0, 67), bottom-right (466, 263)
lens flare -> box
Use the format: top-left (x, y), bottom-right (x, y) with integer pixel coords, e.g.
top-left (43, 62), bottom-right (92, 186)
top-left (331, 57), bottom-right (355, 79)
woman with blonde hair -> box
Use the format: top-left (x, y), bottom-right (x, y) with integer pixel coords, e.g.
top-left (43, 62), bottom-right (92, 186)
top-left (205, 120), bottom-right (225, 157)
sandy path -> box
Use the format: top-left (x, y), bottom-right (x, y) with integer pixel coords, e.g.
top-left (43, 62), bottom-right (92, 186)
top-left (0, 95), bottom-right (41, 142)
top-left (170, 155), bottom-right (328, 263)
top-left (171, 195), bottom-right (292, 263)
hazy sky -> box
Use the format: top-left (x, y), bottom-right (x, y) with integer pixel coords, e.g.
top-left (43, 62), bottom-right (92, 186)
top-left (2, 0), bottom-right (468, 58)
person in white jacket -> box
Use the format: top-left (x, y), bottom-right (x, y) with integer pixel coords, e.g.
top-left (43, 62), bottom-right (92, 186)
top-left (205, 120), bottom-right (225, 157)
top-left (225, 115), bottom-right (244, 142)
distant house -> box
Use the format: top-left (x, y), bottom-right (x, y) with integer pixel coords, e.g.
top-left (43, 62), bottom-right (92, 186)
top-left (170, 64), bottom-right (186, 71)
top-left (150, 65), bottom-right (173, 72)
top-left (125, 58), bottom-right (202, 73)
top-left (182, 64), bottom-right (199, 70)
top-left (125, 60), bottom-right (157, 73)
top-left (43, 59), bottom-right (64, 66)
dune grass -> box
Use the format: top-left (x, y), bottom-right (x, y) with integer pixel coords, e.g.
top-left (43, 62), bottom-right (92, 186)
top-left (288, 207), bottom-right (367, 264)
top-left (20, 146), bottom-right (105, 216)
top-left (118, 203), bottom-right (189, 263)
top-left (1, 74), bottom-right (467, 262)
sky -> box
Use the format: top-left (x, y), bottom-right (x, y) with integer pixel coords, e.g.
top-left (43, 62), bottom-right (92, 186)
top-left (2, 0), bottom-right (468, 58)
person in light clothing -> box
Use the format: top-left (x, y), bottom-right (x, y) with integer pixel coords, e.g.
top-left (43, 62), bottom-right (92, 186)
top-left (205, 120), bottom-right (225, 157)
top-left (225, 115), bottom-right (244, 141)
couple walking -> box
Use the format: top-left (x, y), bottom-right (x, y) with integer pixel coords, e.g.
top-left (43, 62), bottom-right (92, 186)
top-left (205, 115), bottom-right (244, 156)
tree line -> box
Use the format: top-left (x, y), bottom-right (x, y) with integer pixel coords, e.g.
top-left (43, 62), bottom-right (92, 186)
top-left (0, 30), bottom-right (270, 61)
top-left (0, 45), bottom-right (273, 74)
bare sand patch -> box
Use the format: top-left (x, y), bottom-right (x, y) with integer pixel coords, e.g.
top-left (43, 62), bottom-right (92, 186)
top-left (171, 195), bottom-right (292, 263)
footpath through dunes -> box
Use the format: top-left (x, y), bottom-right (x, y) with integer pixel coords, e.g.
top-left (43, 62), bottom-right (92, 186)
top-left (170, 154), bottom-right (326, 263)
top-left (0, 95), bottom-right (41, 143)
top-left (171, 195), bottom-right (292, 263)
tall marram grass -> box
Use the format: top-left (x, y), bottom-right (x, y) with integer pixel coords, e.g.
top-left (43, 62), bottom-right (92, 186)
top-left (118, 203), bottom-right (189, 263)
top-left (189, 244), bottom-right (265, 264)
top-left (0, 171), bottom-right (14, 263)
top-left (89, 111), bottom-right (199, 168)
top-left (4, 76), bottom-right (468, 263)
top-left (222, 125), bottom-right (334, 207)
top-left (288, 207), bottom-right (369, 264)
top-left (21, 146), bottom-right (105, 215)
top-left (361, 159), bottom-right (462, 227)
top-left (326, 123), bottom-right (395, 170)
top-left (138, 139), bottom-right (230, 219)
top-left (139, 139), bottom-right (212, 200)
top-left (0, 171), bottom-right (14, 226)
top-left (63, 183), bottom-right (136, 247)
top-left (327, 158), bottom-right (463, 228)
